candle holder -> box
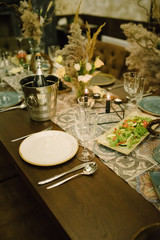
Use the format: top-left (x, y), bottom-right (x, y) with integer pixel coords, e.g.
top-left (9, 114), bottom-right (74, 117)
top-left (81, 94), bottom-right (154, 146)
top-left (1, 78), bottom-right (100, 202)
top-left (93, 98), bottom-right (124, 125)
top-left (93, 93), bottom-right (101, 100)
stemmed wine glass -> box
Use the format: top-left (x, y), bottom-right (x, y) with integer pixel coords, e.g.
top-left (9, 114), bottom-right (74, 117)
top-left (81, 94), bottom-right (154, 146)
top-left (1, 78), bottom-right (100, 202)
top-left (0, 51), bottom-right (10, 87)
top-left (134, 74), bottom-right (145, 105)
top-left (16, 36), bottom-right (23, 51)
top-left (74, 96), bottom-right (95, 162)
top-left (123, 72), bottom-right (145, 113)
top-left (123, 72), bottom-right (139, 107)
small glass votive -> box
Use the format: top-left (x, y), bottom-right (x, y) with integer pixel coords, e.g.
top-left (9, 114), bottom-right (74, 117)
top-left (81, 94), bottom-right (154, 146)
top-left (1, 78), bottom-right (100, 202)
top-left (114, 98), bottom-right (122, 104)
top-left (78, 96), bottom-right (94, 108)
top-left (93, 93), bottom-right (101, 100)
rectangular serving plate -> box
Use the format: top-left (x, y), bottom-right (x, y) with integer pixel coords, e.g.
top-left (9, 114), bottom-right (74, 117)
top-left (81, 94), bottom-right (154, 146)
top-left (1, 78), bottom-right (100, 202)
top-left (97, 111), bottom-right (157, 155)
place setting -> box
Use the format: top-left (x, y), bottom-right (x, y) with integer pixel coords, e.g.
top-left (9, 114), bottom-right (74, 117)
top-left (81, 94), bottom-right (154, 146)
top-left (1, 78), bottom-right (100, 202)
top-left (14, 91), bottom-right (99, 189)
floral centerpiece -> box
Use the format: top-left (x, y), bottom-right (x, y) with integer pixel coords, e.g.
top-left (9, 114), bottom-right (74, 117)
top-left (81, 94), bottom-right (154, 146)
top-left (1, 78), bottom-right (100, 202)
top-left (120, 0), bottom-right (160, 92)
top-left (55, 55), bottom-right (104, 97)
top-left (54, 0), bottom-right (105, 98)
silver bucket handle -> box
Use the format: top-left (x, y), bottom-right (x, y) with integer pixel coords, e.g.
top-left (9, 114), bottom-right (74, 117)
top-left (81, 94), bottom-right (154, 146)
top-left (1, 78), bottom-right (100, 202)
top-left (27, 95), bottom-right (38, 109)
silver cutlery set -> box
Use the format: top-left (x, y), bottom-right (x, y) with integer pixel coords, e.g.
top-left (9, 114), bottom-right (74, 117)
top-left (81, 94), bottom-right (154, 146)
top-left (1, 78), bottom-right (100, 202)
top-left (38, 161), bottom-right (98, 189)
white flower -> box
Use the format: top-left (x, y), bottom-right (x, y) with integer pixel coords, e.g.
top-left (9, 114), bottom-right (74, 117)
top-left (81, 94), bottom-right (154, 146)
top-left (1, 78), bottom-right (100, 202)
top-left (74, 63), bottom-right (81, 71)
top-left (78, 74), bottom-right (92, 83)
top-left (94, 57), bottom-right (104, 68)
top-left (55, 55), bottom-right (63, 64)
top-left (85, 62), bottom-right (92, 72)
top-left (55, 66), bottom-right (66, 78)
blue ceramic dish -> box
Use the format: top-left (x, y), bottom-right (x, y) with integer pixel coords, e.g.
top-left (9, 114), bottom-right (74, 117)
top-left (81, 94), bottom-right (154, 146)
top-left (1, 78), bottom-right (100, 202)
top-left (138, 96), bottom-right (160, 116)
top-left (0, 92), bottom-right (23, 108)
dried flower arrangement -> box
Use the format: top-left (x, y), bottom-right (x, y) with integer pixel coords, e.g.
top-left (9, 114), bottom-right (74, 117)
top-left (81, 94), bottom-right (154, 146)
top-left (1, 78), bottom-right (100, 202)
top-left (54, 0), bottom-right (105, 97)
top-left (0, 0), bottom-right (55, 43)
top-left (121, 0), bottom-right (160, 90)
top-left (121, 23), bottom-right (160, 89)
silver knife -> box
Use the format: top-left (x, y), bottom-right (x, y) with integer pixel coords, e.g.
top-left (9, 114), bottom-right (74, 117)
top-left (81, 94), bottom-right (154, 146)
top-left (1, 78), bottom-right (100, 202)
top-left (38, 162), bottom-right (89, 185)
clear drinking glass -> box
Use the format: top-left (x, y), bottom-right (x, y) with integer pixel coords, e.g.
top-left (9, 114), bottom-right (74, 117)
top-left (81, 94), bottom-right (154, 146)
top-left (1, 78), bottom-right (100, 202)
top-left (123, 72), bottom-right (139, 105)
top-left (48, 45), bottom-right (59, 61)
top-left (134, 74), bottom-right (145, 105)
top-left (0, 51), bottom-right (9, 87)
top-left (75, 96), bottom-right (95, 162)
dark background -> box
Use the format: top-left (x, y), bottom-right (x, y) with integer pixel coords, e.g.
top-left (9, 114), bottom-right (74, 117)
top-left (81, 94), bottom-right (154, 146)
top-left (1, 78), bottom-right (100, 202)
top-left (0, 0), bottom-right (158, 50)
top-left (0, 0), bottom-right (58, 49)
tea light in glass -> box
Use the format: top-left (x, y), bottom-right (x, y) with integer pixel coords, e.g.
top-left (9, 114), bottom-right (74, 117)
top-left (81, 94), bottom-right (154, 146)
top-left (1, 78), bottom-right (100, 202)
top-left (114, 98), bottom-right (122, 104)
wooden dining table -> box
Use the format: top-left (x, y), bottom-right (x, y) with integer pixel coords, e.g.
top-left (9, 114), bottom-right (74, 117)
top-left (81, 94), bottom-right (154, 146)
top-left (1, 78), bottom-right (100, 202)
top-left (0, 81), bottom-right (160, 240)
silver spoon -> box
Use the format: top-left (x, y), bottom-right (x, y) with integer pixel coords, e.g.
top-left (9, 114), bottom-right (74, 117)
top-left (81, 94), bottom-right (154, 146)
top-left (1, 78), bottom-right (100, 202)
top-left (0, 101), bottom-right (27, 112)
top-left (46, 161), bottom-right (98, 189)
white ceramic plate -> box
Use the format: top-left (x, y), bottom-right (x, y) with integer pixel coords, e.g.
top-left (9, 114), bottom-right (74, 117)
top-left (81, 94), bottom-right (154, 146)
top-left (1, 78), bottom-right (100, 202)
top-left (19, 130), bottom-right (79, 166)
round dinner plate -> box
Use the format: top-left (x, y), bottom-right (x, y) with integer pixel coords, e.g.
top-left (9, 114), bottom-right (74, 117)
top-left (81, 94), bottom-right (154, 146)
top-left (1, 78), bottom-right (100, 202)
top-left (90, 73), bottom-right (116, 86)
top-left (0, 91), bottom-right (23, 108)
top-left (138, 96), bottom-right (160, 116)
top-left (19, 130), bottom-right (79, 166)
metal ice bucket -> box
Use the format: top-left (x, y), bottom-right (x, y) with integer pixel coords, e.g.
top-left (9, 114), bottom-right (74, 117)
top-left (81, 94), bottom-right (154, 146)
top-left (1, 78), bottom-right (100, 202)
top-left (20, 75), bottom-right (58, 121)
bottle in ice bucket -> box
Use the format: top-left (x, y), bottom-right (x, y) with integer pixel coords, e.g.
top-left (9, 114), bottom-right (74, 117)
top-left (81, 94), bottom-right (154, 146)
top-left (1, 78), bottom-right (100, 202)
top-left (32, 53), bottom-right (48, 87)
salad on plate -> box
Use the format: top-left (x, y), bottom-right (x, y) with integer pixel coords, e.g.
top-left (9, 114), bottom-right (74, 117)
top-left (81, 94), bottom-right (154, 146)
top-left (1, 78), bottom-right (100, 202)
top-left (107, 116), bottom-right (152, 149)
top-left (97, 113), bottom-right (156, 155)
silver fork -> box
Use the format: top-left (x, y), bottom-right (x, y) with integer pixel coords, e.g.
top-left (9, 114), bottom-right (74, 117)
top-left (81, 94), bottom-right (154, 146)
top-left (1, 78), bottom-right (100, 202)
top-left (11, 125), bottom-right (53, 142)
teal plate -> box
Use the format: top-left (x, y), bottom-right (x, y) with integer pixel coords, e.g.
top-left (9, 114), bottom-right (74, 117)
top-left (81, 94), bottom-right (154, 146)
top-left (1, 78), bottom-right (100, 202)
top-left (138, 96), bottom-right (160, 116)
top-left (149, 172), bottom-right (160, 200)
top-left (0, 92), bottom-right (23, 108)
top-left (153, 145), bottom-right (160, 164)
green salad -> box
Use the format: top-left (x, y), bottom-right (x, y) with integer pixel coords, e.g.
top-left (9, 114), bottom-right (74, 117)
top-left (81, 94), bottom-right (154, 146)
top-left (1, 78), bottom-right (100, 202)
top-left (107, 116), bottom-right (152, 149)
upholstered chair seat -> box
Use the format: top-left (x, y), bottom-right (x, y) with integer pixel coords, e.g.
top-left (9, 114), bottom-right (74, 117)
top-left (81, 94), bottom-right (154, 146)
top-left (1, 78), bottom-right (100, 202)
top-left (93, 40), bottom-right (129, 79)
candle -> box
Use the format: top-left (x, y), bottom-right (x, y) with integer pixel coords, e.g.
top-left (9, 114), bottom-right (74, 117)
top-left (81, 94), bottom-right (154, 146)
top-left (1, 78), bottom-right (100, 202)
top-left (106, 94), bottom-right (111, 113)
top-left (84, 88), bottom-right (89, 96)
top-left (114, 98), bottom-right (122, 104)
top-left (93, 93), bottom-right (101, 100)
